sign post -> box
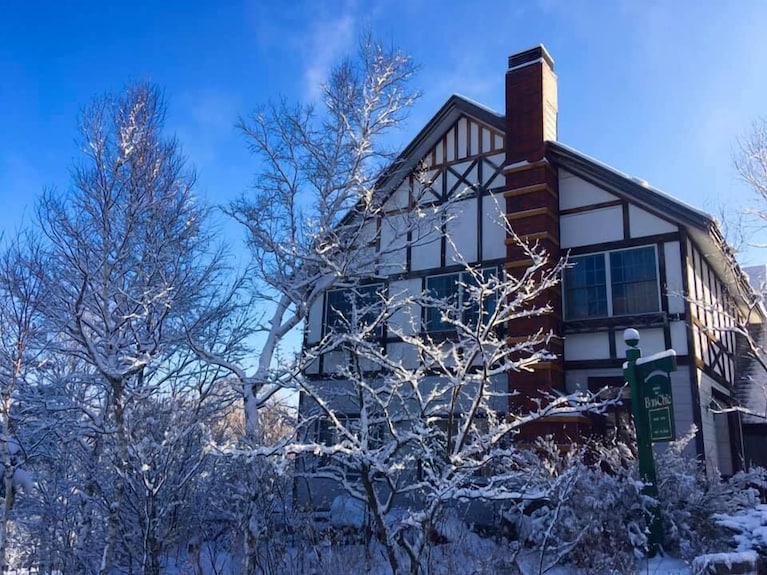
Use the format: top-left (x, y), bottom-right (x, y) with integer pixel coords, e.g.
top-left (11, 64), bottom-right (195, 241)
top-left (622, 328), bottom-right (677, 556)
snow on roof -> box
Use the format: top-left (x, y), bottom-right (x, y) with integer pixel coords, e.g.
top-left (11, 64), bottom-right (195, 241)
top-left (448, 94), bottom-right (504, 119)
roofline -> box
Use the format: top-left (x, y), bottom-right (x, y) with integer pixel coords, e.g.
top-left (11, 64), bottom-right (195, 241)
top-left (546, 140), bottom-right (760, 319)
top-left (373, 95), bottom-right (504, 194)
top-left (546, 141), bottom-right (715, 232)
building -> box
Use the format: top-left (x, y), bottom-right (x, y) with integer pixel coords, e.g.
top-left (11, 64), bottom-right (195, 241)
top-left (301, 45), bottom-right (765, 498)
top-left (739, 265), bottom-right (767, 467)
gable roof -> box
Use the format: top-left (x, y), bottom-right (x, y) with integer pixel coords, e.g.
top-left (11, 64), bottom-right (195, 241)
top-left (371, 93), bottom-right (759, 318)
top-left (547, 141), bottom-right (714, 232)
top-left (373, 94), bottom-right (505, 197)
top-left (546, 140), bottom-right (758, 318)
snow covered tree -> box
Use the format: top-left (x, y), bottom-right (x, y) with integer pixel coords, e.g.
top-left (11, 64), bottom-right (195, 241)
top-left (0, 236), bottom-right (49, 571)
top-left (291, 235), bottom-right (606, 574)
top-left (34, 83), bottom-right (234, 575)
top-left (194, 35), bottom-right (438, 573)
top-left (218, 35), bottom-right (610, 574)
top-left (220, 35), bottom-right (422, 441)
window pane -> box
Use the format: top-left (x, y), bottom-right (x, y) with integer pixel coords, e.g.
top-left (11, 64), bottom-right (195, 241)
top-left (610, 248), bottom-right (659, 315)
top-left (325, 286), bottom-right (382, 334)
top-left (326, 290), bottom-right (351, 331)
top-left (462, 268), bottom-right (498, 327)
top-left (426, 273), bottom-right (460, 331)
top-left (565, 255), bottom-right (607, 318)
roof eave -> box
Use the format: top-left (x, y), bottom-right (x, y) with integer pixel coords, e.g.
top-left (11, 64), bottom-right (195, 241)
top-left (546, 141), bottom-right (763, 322)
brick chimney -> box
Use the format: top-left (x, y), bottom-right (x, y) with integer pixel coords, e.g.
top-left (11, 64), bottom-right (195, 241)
top-left (505, 45), bottom-right (558, 163)
top-left (504, 46), bottom-right (569, 431)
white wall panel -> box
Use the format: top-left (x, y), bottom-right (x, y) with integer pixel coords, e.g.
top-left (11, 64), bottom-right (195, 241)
top-left (461, 164), bottom-right (478, 194)
top-left (715, 412), bottom-right (734, 475)
top-left (386, 342), bottom-right (420, 370)
top-left (668, 368), bottom-right (697, 459)
top-left (305, 356), bottom-right (320, 375)
top-left (446, 128), bottom-right (455, 162)
top-left (559, 171), bottom-right (619, 210)
top-left (445, 167), bottom-right (458, 194)
top-left (457, 117), bottom-right (468, 159)
top-left (446, 199), bottom-right (478, 264)
top-left (378, 213), bottom-right (409, 275)
top-left (629, 205), bottom-right (677, 238)
top-left (410, 236), bottom-right (441, 271)
top-left (306, 297), bottom-right (324, 344)
top-left (385, 181), bottom-right (410, 211)
top-left (564, 332), bottom-right (610, 361)
top-left (470, 122), bottom-right (479, 156)
top-left (482, 193), bottom-right (507, 260)
top-left (669, 321), bottom-right (688, 355)
top-left (697, 371), bottom-right (719, 474)
top-left (614, 327), bottom-right (665, 358)
top-left (416, 169), bottom-right (442, 205)
top-left (481, 128), bottom-right (491, 154)
top-left (664, 241), bottom-right (685, 314)
top-left (484, 153), bottom-right (506, 189)
top-left (560, 206), bottom-right (624, 248)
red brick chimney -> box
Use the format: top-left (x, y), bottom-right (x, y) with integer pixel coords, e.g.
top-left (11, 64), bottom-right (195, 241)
top-left (505, 45), bottom-right (558, 163)
top-left (504, 46), bottom-right (569, 431)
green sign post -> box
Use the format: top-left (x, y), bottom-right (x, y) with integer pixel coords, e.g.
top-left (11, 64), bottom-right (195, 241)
top-left (622, 328), bottom-right (677, 556)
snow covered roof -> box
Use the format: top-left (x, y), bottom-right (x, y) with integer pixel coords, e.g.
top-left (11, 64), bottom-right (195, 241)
top-left (546, 140), bottom-right (760, 320)
top-left (370, 93), bottom-right (760, 319)
top-left (372, 94), bottom-right (505, 196)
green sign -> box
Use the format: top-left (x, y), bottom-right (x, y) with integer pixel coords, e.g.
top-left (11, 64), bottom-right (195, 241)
top-left (644, 372), bottom-right (675, 442)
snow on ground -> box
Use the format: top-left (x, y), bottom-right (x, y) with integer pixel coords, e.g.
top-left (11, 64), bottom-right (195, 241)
top-left (153, 541), bottom-right (707, 574)
top-left (637, 556), bottom-right (693, 575)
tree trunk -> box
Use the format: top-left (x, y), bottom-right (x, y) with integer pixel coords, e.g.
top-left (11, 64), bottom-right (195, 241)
top-left (100, 381), bottom-right (129, 575)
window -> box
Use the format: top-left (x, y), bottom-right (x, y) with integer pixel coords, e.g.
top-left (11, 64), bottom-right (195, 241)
top-left (313, 415), bottom-right (385, 473)
top-left (425, 269), bottom-right (496, 332)
top-left (324, 285), bottom-right (383, 336)
top-left (565, 246), bottom-right (659, 319)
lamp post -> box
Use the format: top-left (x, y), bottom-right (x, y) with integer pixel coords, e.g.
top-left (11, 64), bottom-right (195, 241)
top-left (623, 328), bottom-right (664, 556)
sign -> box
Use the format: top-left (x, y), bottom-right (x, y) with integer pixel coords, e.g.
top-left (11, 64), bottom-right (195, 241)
top-left (644, 372), bottom-right (676, 442)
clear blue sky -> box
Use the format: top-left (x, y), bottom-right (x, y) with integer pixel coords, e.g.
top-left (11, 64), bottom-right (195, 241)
top-left (3, 1), bottom-right (767, 262)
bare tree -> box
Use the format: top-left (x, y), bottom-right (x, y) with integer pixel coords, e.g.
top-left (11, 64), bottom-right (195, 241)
top-left (0, 236), bottom-right (49, 571)
top-left (291, 235), bottom-right (604, 575)
top-left (35, 83), bottom-right (233, 575)
top-left (217, 35), bottom-right (422, 442)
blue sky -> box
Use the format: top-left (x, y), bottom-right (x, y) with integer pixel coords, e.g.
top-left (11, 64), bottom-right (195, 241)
top-left (3, 1), bottom-right (767, 262)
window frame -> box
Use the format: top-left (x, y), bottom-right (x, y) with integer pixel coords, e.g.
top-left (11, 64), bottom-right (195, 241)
top-left (424, 267), bottom-right (497, 333)
top-left (323, 283), bottom-right (384, 337)
top-left (564, 245), bottom-right (660, 320)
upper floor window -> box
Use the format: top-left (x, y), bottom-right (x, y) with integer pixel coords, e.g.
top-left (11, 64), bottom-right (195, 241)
top-left (324, 285), bottom-right (383, 336)
top-left (425, 268), bottom-right (496, 332)
top-left (564, 246), bottom-right (659, 319)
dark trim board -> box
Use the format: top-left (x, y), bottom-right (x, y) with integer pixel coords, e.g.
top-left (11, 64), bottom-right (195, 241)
top-left (559, 200), bottom-right (623, 216)
top-left (700, 362), bottom-right (735, 392)
top-left (622, 202), bottom-right (630, 240)
top-left (394, 258), bottom-right (508, 281)
top-left (657, 241), bottom-right (673, 350)
top-left (564, 232), bottom-right (681, 256)
top-left (565, 356), bottom-right (692, 371)
top-left (563, 311), bottom-right (678, 333)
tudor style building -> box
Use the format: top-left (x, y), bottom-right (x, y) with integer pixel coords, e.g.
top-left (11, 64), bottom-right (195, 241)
top-left (302, 45), bottom-right (765, 477)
